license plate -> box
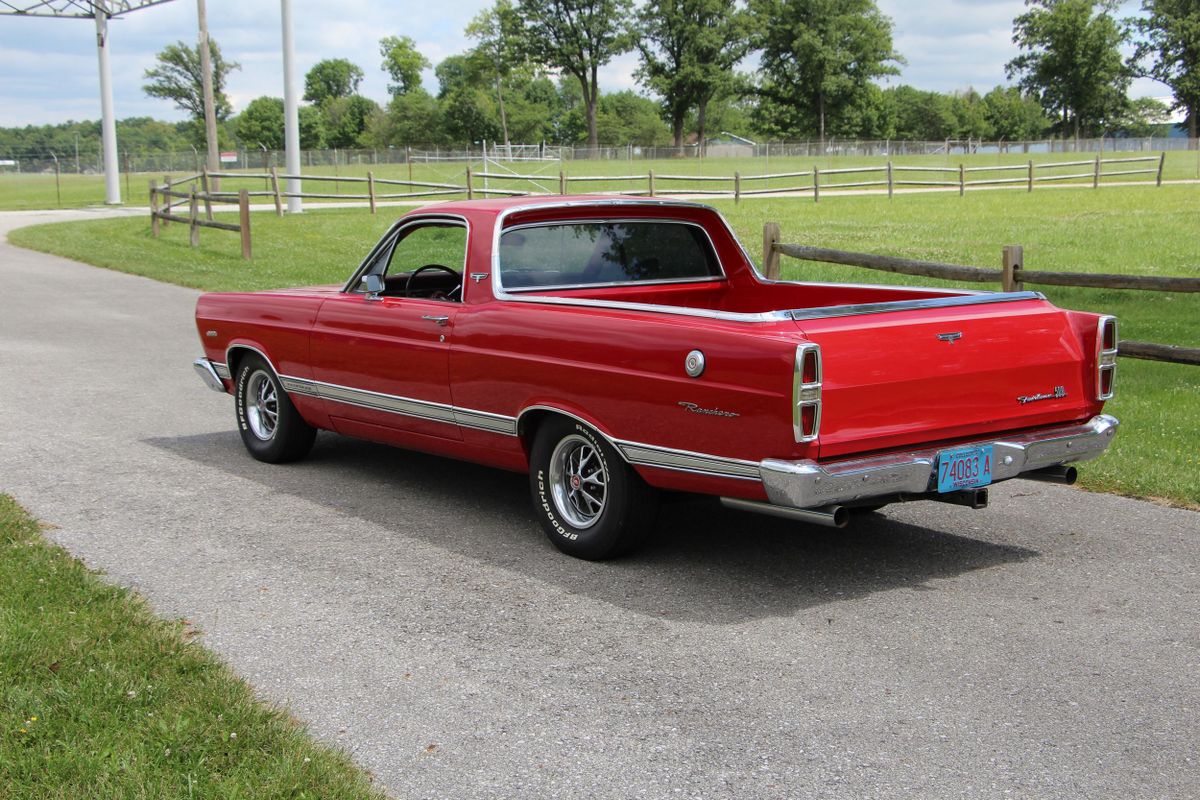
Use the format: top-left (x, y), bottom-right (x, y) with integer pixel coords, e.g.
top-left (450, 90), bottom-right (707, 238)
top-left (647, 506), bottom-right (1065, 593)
top-left (937, 445), bottom-right (993, 493)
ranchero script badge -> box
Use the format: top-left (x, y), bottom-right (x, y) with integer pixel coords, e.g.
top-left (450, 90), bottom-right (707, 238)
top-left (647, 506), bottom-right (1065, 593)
top-left (678, 401), bottom-right (740, 418)
top-left (1017, 386), bottom-right (1067, 405)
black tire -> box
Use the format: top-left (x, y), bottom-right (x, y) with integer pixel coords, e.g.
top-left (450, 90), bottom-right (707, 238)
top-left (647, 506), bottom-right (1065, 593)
top-left (529, 417), bottom-right (658, 560)
top-left (234, 353), bottom-right (316, 463)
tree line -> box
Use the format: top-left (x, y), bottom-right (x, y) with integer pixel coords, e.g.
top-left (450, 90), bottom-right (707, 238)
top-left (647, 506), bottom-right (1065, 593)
top-left (2, 0), bottom-right (1196, 158)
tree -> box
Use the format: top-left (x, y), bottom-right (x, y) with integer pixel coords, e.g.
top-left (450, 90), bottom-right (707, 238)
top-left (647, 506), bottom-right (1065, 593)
top-left (982, 86), bottom-right (1051, 141)
top-left (750, 0), bottom-right (902, 147)
top-left (322, 95), bottom-right (380, 148)
top-left (1007, 0), bottom-right (1130, 140)
top-left (596, 90), bottom-right (672, 145)
top-left (303, 58), bottom-right (364, 104)
top-left (380, 35), bottom-right (431, 96)
top-left (143, 40), bottom-right (240, 123)
top-left (636, 0), bottom-right (751, 147)
top-left (466, 0), bottom-right (527, 146)
top-left (1129, 0), bottom-right (1200, 142)
top-left (516, 0), bottom-right (634, 147)
top-left (235, 96), bottom-right (286, 150)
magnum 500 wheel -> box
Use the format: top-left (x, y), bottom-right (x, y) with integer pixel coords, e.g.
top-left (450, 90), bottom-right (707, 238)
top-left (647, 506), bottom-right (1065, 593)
top-left (529, 417), bottom-right (657, 560)
top-left (234, 353), bottom-right (316, 463)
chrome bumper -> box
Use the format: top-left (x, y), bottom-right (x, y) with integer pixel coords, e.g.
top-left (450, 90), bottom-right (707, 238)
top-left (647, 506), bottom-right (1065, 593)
top-left (193, 358), bottom-right (230, 393)
top-left (760, 414), bottom-right (1119, 510)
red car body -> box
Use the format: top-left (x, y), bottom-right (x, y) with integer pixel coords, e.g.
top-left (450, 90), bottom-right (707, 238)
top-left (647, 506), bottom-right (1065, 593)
top-left (194, 197), bottom-right (1118, 557)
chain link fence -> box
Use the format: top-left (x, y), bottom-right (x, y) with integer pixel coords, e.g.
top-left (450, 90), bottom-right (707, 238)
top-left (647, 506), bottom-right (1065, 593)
top-left (3, 137), bottom-right (1197, 176)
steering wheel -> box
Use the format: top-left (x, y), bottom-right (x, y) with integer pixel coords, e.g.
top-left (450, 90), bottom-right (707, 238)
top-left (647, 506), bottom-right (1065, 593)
top-left (404, 264), bottom-right (463, 299)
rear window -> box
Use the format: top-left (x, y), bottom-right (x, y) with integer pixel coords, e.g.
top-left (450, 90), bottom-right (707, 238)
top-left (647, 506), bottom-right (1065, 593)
top-left (498, 221), bottom-right (722, 289)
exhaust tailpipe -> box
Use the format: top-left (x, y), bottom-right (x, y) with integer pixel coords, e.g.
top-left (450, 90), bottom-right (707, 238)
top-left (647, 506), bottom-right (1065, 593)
top-left (1021, 465), bottom-right (1078, 485)
top-left (720, 497), bottom-right (849, 528)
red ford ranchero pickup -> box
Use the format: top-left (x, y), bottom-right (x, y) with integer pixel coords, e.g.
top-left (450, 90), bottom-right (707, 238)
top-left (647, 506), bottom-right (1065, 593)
top-left (193, 196), bottom-right (1119, 559)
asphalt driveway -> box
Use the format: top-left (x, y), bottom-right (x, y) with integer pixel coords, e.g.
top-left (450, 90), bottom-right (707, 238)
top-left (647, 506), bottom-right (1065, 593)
top-left (1, 210), bottom-right (1197, 799)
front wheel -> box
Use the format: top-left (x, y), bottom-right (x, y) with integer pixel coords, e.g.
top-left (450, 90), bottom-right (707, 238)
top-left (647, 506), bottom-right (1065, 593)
top-left (234, 354), bottom-right (316, 463)
top-left (529, 418), bottom-right (658, 560)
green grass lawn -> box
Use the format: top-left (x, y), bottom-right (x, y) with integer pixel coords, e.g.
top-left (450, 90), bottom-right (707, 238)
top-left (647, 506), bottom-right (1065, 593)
top-left (8, 184), bottom-right (1198, 507)
top-left (0, 495), bottom-right (385, 799)
top-left (3, 147), bottom-right (1199, 210)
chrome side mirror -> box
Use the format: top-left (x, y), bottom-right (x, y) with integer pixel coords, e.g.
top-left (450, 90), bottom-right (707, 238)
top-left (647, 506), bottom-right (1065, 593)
top-left (360, 274), bottom-right (384, 298)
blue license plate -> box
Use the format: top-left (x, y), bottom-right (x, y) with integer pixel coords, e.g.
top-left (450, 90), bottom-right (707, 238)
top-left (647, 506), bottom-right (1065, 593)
top-left (937, 445), bottom-right (993, 493)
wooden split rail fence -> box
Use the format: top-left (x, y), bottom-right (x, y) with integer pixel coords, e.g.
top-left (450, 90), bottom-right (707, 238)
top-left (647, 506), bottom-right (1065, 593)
top-left (762, 222), bottom-right (1200, 366)
top-left (470, 154), bottom-right (1168, 201)
top-left (149, 173), bottom-right (252, 259)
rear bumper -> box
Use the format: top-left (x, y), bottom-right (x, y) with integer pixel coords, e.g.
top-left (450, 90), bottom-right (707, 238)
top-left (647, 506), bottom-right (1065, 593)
top-left (759, 414), bottom-right (1118, 510)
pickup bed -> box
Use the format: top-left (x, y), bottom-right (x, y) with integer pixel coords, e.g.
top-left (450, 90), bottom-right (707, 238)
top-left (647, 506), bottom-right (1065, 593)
top-left (194, 196), bottom-right (1118, 559)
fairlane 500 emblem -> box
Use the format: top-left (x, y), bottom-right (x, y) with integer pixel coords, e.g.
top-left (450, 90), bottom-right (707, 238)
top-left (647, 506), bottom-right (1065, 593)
top-left (678, 401), bottom-right (740, 418)
top-left (1017, 386), bottom-right (1067, 405)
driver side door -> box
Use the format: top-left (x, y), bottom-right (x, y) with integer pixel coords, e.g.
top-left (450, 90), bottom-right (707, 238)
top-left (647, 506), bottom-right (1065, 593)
top-left (310, 219), bottom-right (467, 440)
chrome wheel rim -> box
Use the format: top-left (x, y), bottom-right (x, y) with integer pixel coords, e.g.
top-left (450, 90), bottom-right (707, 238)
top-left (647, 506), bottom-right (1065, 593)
top-left (245, 370), bottom-right (279, 441)
top-left (548, 434), bottom-right (608, 529)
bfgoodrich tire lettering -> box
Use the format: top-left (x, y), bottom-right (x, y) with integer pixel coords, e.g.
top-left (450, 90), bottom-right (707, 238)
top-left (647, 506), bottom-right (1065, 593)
top-left (529, 417), bottom-right (658, 560)
top-left (234, 353), bottom-right (316, 463)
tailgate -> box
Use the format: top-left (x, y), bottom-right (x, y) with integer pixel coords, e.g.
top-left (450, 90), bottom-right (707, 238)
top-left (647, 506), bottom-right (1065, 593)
top-left (795, 298), bottom-right (1098, 458)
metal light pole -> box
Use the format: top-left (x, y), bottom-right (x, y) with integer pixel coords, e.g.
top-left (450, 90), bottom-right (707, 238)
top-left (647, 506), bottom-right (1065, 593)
top-left (281, 0), bottom-right (302, 213)
top-left (197, 0), bottom-right (220, 188)
top-left (94, 0), bottom-right (121, 204)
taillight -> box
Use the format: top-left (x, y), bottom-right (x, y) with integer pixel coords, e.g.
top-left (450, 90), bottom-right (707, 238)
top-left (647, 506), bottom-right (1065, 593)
top-left (794, 343), bottom-right (822, 443)
top-left (1096, 316), bottom-right (1117, 401)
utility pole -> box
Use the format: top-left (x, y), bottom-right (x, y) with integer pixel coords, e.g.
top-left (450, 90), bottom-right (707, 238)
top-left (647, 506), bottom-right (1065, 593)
top-left (197, 0), bottom-right (220, 189)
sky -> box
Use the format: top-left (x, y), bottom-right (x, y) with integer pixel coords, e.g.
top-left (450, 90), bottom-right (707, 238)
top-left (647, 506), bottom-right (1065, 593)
top-left (0, 0), bottom-right (1171, 129)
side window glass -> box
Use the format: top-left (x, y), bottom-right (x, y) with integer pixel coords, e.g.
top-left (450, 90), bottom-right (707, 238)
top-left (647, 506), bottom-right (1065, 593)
top-left (386, 225), bottom-right (467, 278)
top-left (363, 222), bottom-right (467, 302)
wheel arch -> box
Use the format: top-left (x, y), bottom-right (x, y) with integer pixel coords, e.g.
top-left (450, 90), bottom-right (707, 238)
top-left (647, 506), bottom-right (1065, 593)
top-left (516, 405), bottom-right (631, 465)
top-left (225, 343), bottom-right (279, 381)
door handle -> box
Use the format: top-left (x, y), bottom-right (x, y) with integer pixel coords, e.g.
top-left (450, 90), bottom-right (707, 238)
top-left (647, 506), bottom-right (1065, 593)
top-left (421, 315), bottom-right (450, 326)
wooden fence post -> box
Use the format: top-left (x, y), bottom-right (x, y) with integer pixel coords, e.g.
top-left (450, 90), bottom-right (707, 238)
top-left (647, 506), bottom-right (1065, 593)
top-left (813, 167), bottom-right (820, 203)
top-left (734, 171), bottom-right (741, 204)
top-left (887, 161), bottom-right (894, 199)
top-left (648, 169), bottom-right (655, 196)
top-left (1156, 152), bottom-right (1166, 186)
top-left (200, 166), bottom-right (213, 221)
top-left (162, 175), bottom-right (171, 226)
top-left (149, 180), bottom-right (160, 237)
top-left (367, 171), bottom-right (377, 215)
top-left (239, 189), bottom-right (252, 260)
top-left (1028, 160), bottom-right (1034, 192)
top-left (763, 222), bottom-right (781, 280)
top-left (188, 185), bottom-right (199, 248)
top-left (959, 163), bottom-right (965, 196)
top-left (269, 166), bottom-right (283, 216)
top-left (559, 170), bottom-right (566, 195)
top-left (1002, 245), bottom-right (1024, 292)
top-left (465, 165), bottom-right (473, 199)
top-left (406, 146), bottom-right (413, 185)
top-left (1093, 154), bottom-right (1101, 189)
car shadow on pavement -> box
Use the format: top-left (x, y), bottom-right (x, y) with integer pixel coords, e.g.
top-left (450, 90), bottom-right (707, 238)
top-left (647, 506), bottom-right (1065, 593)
top-left (148, 431), bottom-right (1038, 624)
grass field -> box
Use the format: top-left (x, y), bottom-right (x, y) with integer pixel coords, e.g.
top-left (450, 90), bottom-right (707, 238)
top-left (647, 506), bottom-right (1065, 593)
top-left (0, 495), bottom-right (385, 799)
top-left (3, 147), bottom-right (1199, 210)
top-left (8, 184), bottom-right (1198, 507)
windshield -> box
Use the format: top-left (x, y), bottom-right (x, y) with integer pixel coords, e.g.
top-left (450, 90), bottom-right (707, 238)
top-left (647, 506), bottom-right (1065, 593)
top-left (498, 221), bottom-right (723, 290)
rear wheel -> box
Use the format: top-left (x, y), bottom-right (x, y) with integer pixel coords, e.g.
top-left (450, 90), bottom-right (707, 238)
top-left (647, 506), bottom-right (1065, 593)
top-left (529, 417), bottom-right (657, 560)
top-left (234, 353), bottom-right (316, 463)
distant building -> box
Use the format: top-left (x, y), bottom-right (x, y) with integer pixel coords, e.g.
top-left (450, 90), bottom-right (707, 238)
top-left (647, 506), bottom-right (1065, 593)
top-left (705, 132), bottom-right (756, 158)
